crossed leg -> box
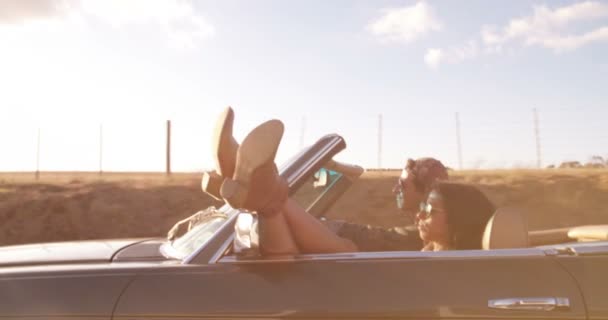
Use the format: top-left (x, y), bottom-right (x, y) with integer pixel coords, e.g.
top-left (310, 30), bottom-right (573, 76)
top-left (257, 199), bottom-right (357, 254)
top-left (205, 107), bottom-right (357, 255)
top-left (280, 199), bottom-right (358, 253)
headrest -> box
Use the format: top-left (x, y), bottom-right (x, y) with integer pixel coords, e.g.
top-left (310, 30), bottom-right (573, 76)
top-left (482, 207), bottom-right (529, 250)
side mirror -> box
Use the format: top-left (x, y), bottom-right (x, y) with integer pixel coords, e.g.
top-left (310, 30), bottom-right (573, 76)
top-left (313, 168), bottom-right (328, 188)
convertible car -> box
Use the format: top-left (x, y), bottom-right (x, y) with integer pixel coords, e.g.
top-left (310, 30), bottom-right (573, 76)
top-left (1, 134), bottom-right (607, 319)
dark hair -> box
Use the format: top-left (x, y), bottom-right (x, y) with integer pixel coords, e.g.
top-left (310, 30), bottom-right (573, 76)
top-left (433, 182), bottom-right (495, 250)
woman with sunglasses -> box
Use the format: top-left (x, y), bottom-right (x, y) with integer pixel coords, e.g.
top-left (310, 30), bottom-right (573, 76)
top-left (392, 158), bottom-right (449, 222)
top-left (327, 157), bottom-right (450, 252)
top-left (417, 182), bottom-right (495, 251)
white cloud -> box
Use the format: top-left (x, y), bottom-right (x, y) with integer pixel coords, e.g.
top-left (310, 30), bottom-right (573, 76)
top-left (368, 2), bottom-right (441, 43)
top-left (80, 0), bottom-right (214, 49)
top-left (0, 0), bottom-right (214, 49)
top-left (535, 26), bottom-right (608, 51)
top-left (426, 1), bottom-right (608, 69)
top-left (424, 48), bottom-right (443, 69)
top-left (0, 0), bottom-right (71, 24)
top-left (424, 40), bottom-right (481, 68)
top-left (481, 1), bottom-right (608, 51)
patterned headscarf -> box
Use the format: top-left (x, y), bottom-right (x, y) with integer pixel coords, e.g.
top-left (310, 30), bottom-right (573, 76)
top-left (394, 157), bottom-right (449, 194)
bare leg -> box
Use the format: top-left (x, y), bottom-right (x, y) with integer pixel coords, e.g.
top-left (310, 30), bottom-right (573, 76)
top-left (208, 115), bottom-right (353, 255)
top-left (256, 199), bottom-right (357, 254)
top-left (281, 198), bottom-right (358, 253)
top-left (258, 213), bottom-right (300, 255)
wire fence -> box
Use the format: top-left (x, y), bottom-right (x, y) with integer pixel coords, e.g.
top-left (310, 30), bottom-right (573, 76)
top-left (0, 108), bottom-right (606, 175)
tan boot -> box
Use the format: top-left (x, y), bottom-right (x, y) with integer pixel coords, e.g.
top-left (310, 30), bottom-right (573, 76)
top-left (201, 170), bottom-right (224, 201)
top-left (201, 107), bottom-right (239, 200)
top-left (220, 119), bottom-right (288, 216)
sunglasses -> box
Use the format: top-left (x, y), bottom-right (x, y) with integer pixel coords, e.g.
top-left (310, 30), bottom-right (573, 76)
top-left (395, 188), bottom-right (405, 209)
top-left (418, 202), bottom-right (446, 219)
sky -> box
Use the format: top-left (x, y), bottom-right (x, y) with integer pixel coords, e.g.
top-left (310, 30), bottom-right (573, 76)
top-left (0, 0), bottom-right (607, 172)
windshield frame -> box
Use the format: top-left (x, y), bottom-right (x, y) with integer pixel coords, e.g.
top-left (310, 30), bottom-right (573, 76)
top-left (177, 134), bottom-right (347, 265)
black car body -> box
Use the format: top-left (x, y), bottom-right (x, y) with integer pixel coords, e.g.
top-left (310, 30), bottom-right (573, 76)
top-left (1, 134), bottom-right (607, 319)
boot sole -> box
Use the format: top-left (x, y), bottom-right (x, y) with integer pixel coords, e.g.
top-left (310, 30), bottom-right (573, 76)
top-left (212, 107), bottom-right (238, 177)
top-left (221, 119), bottom-right (284, 209)
top-left (201, 170), bottom-right (223, 200)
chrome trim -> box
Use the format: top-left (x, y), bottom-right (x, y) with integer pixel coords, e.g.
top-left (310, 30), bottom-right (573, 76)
top-left (181, 205), bottom-right (238, 265)
top-left (543, 248), bottom-right (561, 256)
top-left (489, 297), bottom-right (570, 311)
top-left (325, 159), bottom-right (365, 179)
top-left (210, 234), bottom-right (235, 264)
top-left (218, 248), bottom-right (546, 264)
top-left (284, 137), bottom-right (342, 186)
top-left (556, 297), bottom-right (571, 309)
top-left (567, 241), bottom-right (608, 256)
top-left (537, 241), bottom-right (608, 256)
top-left (159, 241), bottom-right (185, 260)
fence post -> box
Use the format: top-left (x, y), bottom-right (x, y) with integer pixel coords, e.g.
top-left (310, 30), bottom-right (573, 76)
top-left (455, 112), bottom-right (463, 170)
top-left (166, 120), bottom-right (171, 176)
top-left (377, 114), bottom-right (383, 169)
top-left (35, 128), bottom-right (40, 181)
top-left (99, 124), bottom-right (103, 176)
top-left (533, 108), bottom-right (542, 169)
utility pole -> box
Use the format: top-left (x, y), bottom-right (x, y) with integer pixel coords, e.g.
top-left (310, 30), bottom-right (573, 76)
top-left (378, 114), bottom-right (383, 169)
top-left (299, 116), bottom-right (306, 149)
top-left (35, 128), bottom-right (40, 181)
top-left (166, 120), bottom-right (171, 176)
top-left (99, 124), bottom-right (103, 176)
top-left (455, 112), bottom-right (463, 170)
top-left (533, 108), bottom-right (542, 169)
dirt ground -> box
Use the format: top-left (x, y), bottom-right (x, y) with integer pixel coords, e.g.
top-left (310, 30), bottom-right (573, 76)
top-left (1, 170), bottom-right (608, 246)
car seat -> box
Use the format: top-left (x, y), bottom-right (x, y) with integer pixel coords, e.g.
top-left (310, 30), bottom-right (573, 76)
top-left (482, 207), bottom-right (529, 249)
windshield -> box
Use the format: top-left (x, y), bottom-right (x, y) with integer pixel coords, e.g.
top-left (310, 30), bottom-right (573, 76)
top-left (163, 205), bottom-right (235, 259)
top-left (291, 168), bottom-right (341, 210)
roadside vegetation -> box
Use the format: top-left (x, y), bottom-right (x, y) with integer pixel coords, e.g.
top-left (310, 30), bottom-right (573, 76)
top-left (1, 169), bottom-right (607, 245)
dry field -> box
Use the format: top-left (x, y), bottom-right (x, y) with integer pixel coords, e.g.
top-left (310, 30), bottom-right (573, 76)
top-left (1, 169), bottom-right (608, 246)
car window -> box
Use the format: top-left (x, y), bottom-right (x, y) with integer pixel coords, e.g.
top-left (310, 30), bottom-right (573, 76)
top-left (291, 167), bottom-right (342, 213)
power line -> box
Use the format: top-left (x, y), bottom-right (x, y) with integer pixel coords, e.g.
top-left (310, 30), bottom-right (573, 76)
top-left (7, 108), bottom-right (607, 172)
top-left (166, 120), bottom-right (171, 176)
top-left (35, 128), bottom-right (40, 180)
top-left (533, 108), bottom-right (542, 169)
top-left (378, 114), bottom-right (383, 168)
top-left (99, 124), bottom-right (103, 176)
top-left (456, 112), bottom-right (463, 170)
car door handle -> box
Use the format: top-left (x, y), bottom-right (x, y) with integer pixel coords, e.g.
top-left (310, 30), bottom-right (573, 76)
top-left (488, 297), bottom-right (570, 311)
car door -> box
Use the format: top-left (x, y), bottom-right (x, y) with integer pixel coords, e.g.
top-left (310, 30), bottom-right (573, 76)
top-left (284, 249), bottom-right (585, 319)
top-left (222, 249), bottom-right (585, 319)
top-left (112, 248), bottom-right (585, 319)
top-left (0, 265), bottom-right (134, 320)
top-left (550, 242), bottom-right (608, 320)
